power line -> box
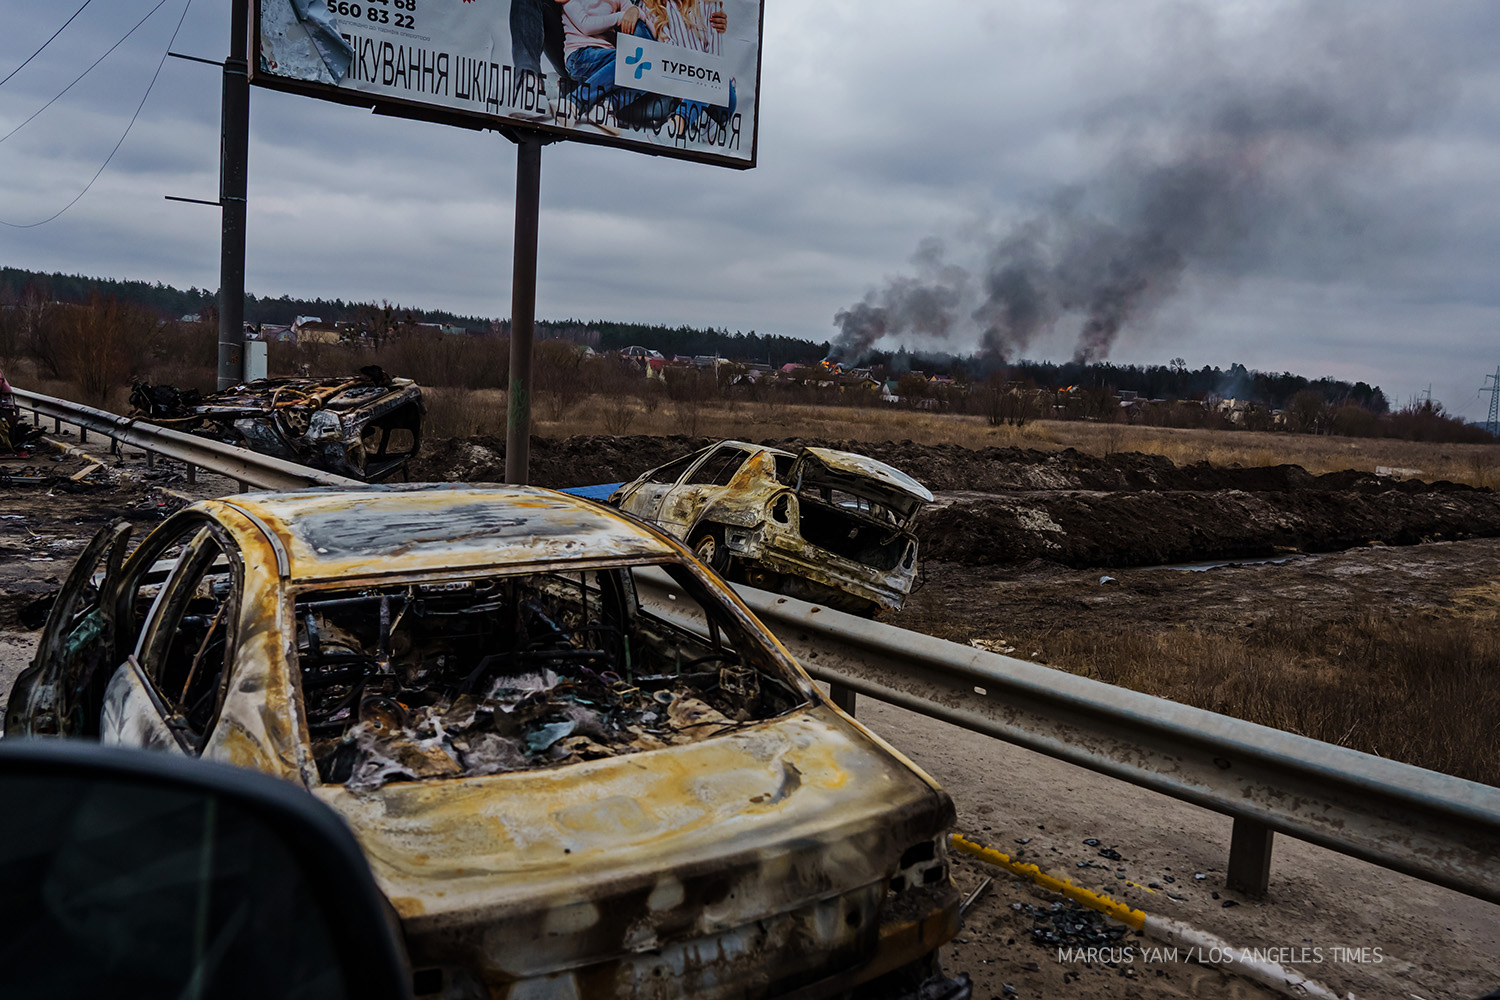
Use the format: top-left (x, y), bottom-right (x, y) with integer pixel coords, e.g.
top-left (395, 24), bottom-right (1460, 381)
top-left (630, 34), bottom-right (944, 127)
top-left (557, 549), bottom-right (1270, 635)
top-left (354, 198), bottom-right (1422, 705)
top-left (0, 1), bottom-right (96, 90)
top-left (0, 0), bottom-right (192, 229)
top-left (0, 0), bottom-right (171, 147)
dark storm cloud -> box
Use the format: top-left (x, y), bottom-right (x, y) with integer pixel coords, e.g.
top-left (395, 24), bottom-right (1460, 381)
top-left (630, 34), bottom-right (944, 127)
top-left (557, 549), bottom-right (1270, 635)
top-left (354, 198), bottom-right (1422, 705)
top-left (829, 0), bottom-right (1470, 364)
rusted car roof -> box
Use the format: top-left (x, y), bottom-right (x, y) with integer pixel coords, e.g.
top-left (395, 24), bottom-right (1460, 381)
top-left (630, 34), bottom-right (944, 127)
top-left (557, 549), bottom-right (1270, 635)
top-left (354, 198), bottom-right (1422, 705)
top-left (225, 486), bottom-right (676, 581)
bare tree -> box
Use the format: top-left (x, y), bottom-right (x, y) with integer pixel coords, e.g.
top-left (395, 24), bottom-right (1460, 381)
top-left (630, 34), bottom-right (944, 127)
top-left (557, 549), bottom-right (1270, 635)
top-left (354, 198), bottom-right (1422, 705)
top-left (64, 295), bottom-right (153, 406)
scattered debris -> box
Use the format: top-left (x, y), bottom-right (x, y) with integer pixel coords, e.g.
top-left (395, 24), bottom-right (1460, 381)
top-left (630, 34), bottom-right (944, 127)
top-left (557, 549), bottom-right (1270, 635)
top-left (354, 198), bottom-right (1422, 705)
top-left (960, 876), bottom-right (994, 916)
top-left (1021, 899), bottom-right (1129, 950)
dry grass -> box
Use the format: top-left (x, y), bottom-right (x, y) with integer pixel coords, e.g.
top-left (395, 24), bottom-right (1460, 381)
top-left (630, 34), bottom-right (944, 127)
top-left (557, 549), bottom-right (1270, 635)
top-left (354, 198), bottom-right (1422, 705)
top-left (1040, 609), bottom-right (1500, 786)
top-left (423, 387), bottom-right (508, 438)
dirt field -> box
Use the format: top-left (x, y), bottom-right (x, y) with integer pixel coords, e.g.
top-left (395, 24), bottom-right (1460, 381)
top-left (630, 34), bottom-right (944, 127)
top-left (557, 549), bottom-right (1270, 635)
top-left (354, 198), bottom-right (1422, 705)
top-left (5, 432), bottom-right (1500, 999)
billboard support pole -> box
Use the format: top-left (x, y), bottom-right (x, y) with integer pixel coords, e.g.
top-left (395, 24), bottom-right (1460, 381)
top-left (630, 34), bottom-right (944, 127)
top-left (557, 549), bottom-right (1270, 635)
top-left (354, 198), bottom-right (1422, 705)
top-left (505, 133), bottom-right (543, 485)
top-left (218, 0), bottom-right (250, 390)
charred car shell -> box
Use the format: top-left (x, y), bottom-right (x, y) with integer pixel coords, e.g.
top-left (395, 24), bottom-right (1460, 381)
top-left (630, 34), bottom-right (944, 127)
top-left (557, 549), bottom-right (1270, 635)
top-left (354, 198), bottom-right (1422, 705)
top-left (131, 369), bottom-right (423, 482)
top-left (6, 486), bottom-right (964, 999)
top-left (609, 442), bottom-right (934, 615)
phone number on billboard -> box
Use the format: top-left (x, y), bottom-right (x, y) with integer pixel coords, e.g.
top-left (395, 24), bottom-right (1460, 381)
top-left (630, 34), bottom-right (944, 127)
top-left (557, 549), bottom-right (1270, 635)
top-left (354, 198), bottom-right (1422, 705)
top-left (329, 0), bottom-right (416, 30)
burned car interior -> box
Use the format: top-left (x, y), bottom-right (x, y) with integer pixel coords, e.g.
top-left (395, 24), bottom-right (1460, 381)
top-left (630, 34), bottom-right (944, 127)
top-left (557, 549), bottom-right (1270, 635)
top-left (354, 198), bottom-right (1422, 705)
top-left (792, 482), bottom-right (917, 573)
top-left (294, 564), bottom-right (806, 790)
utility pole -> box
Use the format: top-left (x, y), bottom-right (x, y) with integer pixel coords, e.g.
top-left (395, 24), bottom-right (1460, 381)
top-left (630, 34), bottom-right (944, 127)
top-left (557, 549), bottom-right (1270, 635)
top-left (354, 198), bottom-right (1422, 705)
top-left (218, 0), bottom-right (250, 390)
top-left (504, 133), bottom-right (543, 485)
top-left (1481, 367), bottom-right (1500, 437)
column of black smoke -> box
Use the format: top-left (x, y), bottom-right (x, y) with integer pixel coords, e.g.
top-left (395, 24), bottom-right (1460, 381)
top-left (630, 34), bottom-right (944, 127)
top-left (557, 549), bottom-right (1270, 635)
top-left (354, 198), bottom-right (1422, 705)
top-left (829, 1), bottom-right (1450, 365)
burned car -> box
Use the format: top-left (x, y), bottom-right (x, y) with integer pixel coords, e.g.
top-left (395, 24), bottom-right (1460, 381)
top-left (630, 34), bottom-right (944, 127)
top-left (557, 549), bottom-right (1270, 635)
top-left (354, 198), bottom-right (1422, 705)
top-left (610, 442), bottom-right (934, 615)
top-left (130, 367), bottom-right (423, 481)
top-left (6, 486), bottom-right (965, 999)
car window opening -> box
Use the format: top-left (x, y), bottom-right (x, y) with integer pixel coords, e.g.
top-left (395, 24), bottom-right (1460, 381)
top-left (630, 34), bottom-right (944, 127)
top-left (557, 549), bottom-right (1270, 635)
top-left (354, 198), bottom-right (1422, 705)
top-left (140, 528), bottom-right (238, 747)
top-left (295, 566), bottom-right (803, 790)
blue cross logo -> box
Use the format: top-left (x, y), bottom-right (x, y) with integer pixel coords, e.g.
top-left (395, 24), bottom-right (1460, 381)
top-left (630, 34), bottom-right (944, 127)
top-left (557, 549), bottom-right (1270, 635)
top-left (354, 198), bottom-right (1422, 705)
top-left (625, 46), bottom-right (651, 79)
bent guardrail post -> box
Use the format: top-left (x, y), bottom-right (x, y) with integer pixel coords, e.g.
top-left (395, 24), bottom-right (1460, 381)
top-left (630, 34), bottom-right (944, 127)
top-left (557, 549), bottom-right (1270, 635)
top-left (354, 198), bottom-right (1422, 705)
top-left (13, 387), bottom-right (362, 492)
top-left (632, 569), bottom-right (1500, 906)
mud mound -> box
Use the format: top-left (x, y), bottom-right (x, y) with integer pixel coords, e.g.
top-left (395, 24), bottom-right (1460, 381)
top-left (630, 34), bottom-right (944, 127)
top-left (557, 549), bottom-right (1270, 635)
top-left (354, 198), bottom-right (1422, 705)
top-left (410, 435), bottom-right (716, 487)
top-left (918, 489), bottom-right (1500, 568)
top-left (410, 433), bottom-right (1477, 495)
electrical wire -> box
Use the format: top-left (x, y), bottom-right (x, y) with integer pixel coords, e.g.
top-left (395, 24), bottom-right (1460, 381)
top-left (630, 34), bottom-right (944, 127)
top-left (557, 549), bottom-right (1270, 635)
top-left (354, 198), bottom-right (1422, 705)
top-left (0, 0), bottom-right (171, 148)
top-left (0, 0), bottom-right (96, 91)
top-left (0, 0), bottom-right (192, 229)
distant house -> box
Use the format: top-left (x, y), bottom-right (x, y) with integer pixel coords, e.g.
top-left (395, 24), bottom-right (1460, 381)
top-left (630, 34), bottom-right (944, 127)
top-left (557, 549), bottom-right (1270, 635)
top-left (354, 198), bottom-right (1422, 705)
top-left (838, 374), bottom-right (881, 393)
top-left (293, 316), bottom-right (341, 344)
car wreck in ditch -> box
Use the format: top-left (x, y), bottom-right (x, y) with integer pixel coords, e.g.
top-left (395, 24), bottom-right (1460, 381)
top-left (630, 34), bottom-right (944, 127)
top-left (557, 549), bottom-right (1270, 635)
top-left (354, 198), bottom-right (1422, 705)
top-left (609, 442), bottom-right (934, 615)
top-left (7, 485), bottom-right (967, 1000)
top-left (130, 368), bottom-right (423, 481)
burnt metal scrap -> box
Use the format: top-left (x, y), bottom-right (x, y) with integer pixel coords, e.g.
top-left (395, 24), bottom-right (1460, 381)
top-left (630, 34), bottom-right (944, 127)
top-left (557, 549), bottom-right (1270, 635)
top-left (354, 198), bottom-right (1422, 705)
top-left (6, 487), bottom-right (967, 999)
top-left (130, 366), bottom-right (422, 481)
top-left (611, 441), bottom-right (935, 615)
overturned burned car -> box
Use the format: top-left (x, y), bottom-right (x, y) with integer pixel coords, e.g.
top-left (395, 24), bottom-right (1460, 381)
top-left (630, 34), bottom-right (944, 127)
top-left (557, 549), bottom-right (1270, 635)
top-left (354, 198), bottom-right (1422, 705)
top-left (610, 442), bottom-right (934, 615)
top-left (6, 486), bottom-right (965, 999)
top-left (131, 368), bottom-right (422, 481)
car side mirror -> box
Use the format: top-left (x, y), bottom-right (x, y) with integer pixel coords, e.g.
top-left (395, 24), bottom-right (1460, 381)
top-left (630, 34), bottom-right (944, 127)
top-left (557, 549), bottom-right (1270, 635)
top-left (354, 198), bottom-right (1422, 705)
top-left (0, 741), bottom-right (412, 1000)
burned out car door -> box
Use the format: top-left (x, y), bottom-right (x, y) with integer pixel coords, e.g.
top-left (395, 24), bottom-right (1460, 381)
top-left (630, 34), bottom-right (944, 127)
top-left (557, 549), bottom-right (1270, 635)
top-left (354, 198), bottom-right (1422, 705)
top-left (5, 521), bottom-right (133, 738)
top-left (612, 448), bottom-right (706, 522)
top-left (100, 521), bottom-right (244, 755)
top-left (656, 444), bottom-right (753, 537)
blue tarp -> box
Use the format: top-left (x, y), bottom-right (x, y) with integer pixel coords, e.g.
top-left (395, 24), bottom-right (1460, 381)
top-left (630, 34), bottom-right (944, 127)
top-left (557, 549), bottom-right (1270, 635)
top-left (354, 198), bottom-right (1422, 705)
top-left (559, 482), bottom-right (624, 501)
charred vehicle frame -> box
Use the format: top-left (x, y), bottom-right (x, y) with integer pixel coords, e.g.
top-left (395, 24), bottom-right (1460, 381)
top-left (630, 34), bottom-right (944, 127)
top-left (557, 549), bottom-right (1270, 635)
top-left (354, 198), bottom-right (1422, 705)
top-left (130, 369), bottom-right (423, 482)
top-left (610, 442), bottom-right (934, 615)
top-left (7, 485), bottom-right (965, 1000)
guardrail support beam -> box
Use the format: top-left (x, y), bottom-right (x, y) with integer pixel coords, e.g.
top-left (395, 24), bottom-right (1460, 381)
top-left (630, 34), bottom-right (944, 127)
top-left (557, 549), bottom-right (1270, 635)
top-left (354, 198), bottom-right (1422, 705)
top-left (1227, 818), bottom-right (1275, 898)
top-left (829, 681), bottom-right (856, 717)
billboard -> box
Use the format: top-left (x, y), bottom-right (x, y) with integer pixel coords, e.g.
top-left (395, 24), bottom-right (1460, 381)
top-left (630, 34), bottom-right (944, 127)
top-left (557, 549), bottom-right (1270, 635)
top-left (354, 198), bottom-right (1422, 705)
top-left (250, 0), bottom-right (762, 168)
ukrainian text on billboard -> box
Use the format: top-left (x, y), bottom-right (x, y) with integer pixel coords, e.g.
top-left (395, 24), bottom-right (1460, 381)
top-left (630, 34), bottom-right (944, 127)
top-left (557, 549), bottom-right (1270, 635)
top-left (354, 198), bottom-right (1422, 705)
top-left (253, 0), bottom-right (760, 167)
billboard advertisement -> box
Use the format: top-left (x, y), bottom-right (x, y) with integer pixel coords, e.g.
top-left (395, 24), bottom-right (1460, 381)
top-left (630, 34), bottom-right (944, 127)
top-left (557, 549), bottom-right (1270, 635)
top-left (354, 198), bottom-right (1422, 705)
top-left (250, 0), bottom-right (762, 168)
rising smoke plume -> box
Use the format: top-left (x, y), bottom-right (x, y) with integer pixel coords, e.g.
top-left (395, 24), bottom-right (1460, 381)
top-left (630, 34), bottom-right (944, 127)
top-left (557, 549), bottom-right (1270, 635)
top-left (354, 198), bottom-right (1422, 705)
top-left (830, 2), bottom-right (1452, 364)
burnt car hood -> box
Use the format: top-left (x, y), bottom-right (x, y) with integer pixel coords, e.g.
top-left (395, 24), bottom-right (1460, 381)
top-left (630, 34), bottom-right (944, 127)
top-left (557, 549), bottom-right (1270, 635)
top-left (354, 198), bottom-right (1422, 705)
top-left (313, 703), bottom-right (952, 981)
top-left (790, 447), bottom-right (934, 522)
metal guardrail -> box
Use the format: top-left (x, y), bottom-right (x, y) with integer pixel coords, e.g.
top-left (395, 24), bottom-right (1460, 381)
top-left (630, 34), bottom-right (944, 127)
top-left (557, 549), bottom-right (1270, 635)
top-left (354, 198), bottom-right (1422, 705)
top-left (633, 569), bottom-right (1500, 907)
top-left (15, 387), bottom-right (1500, 906)
top-left (13, 387), bottom-right (361, 491)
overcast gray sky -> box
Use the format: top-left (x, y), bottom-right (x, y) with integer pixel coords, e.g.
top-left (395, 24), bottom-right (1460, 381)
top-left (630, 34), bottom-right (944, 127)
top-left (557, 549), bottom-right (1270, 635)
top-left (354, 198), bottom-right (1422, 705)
top-left (2, 0), bottom-right (1497, 416)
